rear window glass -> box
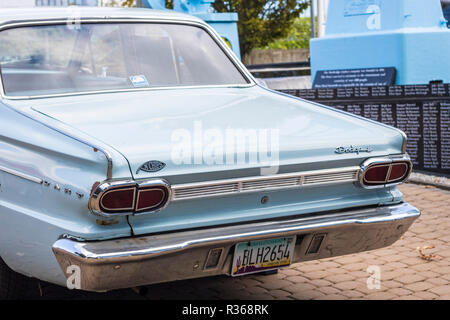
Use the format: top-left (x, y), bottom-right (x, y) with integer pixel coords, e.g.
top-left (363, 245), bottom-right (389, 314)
top-left (0, 22), bottom-right (249, 97)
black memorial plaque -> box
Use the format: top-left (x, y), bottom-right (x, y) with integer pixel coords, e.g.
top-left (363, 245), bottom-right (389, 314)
top-left (279, 84), bottom-right (450, 175)
top-left (313, 67), bottom-right (396, 89)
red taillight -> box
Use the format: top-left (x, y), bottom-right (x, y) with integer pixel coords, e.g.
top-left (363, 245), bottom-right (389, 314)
top-left (100, 188), bottom-right (136, 213)
top-left (136, 188), bottom-right (168, 212)
top-left (362, 160), bottom-right (411, 187)
top-left (388, 162), bottom-right (409, 182)
top-left (363, 165), bottom-right (390, 184)
top-left (92, 180), bottom-right (170, 216)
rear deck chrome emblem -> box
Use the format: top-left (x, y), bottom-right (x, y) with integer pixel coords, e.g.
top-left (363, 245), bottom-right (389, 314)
top-left (136, 160), bottom-right (166, 174)
top-left (335, 145), bottom-right (372, 154)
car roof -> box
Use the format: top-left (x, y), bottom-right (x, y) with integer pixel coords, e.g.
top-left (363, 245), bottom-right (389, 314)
top-left (0, 6), bottom-right (203, 26)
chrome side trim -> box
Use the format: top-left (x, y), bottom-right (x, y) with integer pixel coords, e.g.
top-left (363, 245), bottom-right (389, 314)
top-left (400, 130), bottom-right (408, 154)
top-left (0, 18), bottom-right (255, 101)
top-left (1, 102), bottom-right (114, 179)
top-left (171, 167), bottom-right (360, 201)
top-left (0, 164), bottom-right (42, 184)
top-left (52, 202), bottom-right (420, 291)
top-left (6, 84), bottom-right (254, 101)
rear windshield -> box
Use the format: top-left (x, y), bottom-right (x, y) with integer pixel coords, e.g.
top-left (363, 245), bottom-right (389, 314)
top-left (0, 22), bottom-right (249, 97)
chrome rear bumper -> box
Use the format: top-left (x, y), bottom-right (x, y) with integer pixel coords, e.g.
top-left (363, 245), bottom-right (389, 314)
top-left (52, 202), bottom-right (420, 292)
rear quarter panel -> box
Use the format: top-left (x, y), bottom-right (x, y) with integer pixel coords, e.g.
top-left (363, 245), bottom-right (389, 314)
top-left (0, 101), bottom-right (132, 284)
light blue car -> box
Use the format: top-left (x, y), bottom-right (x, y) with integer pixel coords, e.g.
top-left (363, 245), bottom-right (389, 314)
top-left (0, 7), bottom-right (420, 298)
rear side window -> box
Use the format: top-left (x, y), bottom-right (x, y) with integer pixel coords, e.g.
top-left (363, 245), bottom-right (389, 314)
top-left (0, 22), bottom-right (249, 97)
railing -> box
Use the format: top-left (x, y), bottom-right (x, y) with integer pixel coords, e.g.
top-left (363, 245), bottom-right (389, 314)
top-left (246, 61), bottom-right (311, 79)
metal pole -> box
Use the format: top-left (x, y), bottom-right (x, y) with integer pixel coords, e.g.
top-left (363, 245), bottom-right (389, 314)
top-left (317, 0), bottom-right (324, 38)
top-left (299, 11), bottom-right (302, 41)
top-left (310, 0), bottom-right (315, 39)
top-left (293, 20), bottom-right (296, 40)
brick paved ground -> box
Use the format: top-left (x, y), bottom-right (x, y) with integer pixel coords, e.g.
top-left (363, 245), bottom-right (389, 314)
top-left (30, 183), bottom-right (450, 300)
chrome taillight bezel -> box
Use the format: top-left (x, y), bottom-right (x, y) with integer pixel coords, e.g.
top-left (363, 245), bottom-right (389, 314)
top-left (89, 179), bottom-right (171, 217)
top-left (134, 179), bottom-right (171, 215)
top-left (359, 155), bottom-right (412, 189)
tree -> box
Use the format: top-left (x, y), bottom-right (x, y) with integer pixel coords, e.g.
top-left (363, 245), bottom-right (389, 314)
top-left (265, 16), bottom-right (316, 50)
top-left (213, 0), bottom-right (309, 59)
top-left (121, 0), bottom-right (135, 6)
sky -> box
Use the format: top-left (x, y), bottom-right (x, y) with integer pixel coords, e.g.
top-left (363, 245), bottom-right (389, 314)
top-left (0, 0), bottom-right (328, 40)
top-left (0, 0), bottom-right (35, 8)
top-left (0, 0), bottom-right (322, 18)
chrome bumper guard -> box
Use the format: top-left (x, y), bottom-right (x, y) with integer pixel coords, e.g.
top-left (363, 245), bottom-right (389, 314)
top-left (52, 202), bottom-right (420, 292)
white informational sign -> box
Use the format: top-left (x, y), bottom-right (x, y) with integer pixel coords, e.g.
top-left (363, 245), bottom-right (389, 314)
top-left (344, 0), bottom-right (380, 16)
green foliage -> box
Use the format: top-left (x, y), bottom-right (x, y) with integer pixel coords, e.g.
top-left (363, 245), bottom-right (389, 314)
top-left (102, 0), bottom-right (128, 7)
top-left (114, 1), bottom-right (310, 54)
top-left (121, 0), bottom-right (135, 7)
top-left (263, 16), bottom-right (315, 50)
top-left (213, 0), bottom-right (309, 59)
top-left (166, 0), bottom-right (174, 9)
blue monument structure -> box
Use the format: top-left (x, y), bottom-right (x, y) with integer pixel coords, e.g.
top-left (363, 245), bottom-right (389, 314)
top-left (310, 0), bottom-right (450, 86)
top-left (140, 0), bottom-right (241, 59)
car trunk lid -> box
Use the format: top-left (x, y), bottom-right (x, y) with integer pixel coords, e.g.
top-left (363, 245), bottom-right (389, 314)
top-left (10, 86), bottom-right (405, 235)
top-left (24, 86), bottom-right (403, 183)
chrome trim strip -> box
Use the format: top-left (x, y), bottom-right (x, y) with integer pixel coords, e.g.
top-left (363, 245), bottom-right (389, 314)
top-left (0, 165), bottom-right (43, 184)
top-left (400, 131), bottom-right (408, 154)
top-left (5, 84), bottom-right (254, 101)
top-left (1, 102), bottom-right (114, 179)
top-left (171, 166), bottom-right (360, 201)
top-left (0, 18), bottom-right (255, 101)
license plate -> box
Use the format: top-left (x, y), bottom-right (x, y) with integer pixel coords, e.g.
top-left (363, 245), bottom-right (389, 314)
top-left (231, 236), bottom-right (296, 276)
